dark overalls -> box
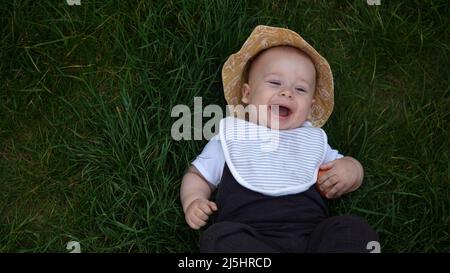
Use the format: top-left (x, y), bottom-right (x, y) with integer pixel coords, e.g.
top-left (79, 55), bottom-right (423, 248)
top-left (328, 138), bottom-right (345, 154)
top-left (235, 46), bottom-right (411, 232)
top-left (199, 164), bottom-right (379, 253)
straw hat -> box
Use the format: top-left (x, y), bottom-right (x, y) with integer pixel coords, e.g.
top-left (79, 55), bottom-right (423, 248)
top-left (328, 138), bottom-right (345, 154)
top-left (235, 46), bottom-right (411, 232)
top-left (222, 25), bottom-right (334, 127)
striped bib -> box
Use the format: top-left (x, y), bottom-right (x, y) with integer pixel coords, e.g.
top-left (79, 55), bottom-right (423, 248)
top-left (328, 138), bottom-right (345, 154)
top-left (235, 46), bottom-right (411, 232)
top-left (219, 117), bottom-right (327, 196)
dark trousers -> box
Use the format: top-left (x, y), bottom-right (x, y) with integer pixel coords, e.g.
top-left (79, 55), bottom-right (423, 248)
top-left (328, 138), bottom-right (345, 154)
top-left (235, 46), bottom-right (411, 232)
top-left (199, 164), bottom-right (379, 253)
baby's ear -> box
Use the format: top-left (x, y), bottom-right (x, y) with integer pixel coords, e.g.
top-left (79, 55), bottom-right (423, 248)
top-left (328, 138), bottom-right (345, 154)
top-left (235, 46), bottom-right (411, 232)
top-left (308, 98), bottom-right (316, 119)
top-left (241, 83), bottom-right (251, 104)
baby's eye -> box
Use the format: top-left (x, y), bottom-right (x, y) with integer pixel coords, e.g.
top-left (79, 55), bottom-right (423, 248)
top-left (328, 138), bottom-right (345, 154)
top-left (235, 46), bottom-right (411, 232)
top-left (268, 81), bottom-right (281, 86)
top-left (295, 87), bottom-right (307, 93)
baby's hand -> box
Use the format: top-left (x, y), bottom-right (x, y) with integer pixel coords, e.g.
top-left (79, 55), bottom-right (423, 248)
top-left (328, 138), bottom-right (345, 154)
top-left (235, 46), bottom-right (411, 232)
top-left (316, 157), bottom-right (363, 199)
top-left (184, 198), bottom-right (218, 230)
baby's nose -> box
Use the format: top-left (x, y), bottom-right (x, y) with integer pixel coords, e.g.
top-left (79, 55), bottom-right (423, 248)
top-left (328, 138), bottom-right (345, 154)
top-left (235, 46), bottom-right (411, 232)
top-left (280, 89), bottom-right (293, 99)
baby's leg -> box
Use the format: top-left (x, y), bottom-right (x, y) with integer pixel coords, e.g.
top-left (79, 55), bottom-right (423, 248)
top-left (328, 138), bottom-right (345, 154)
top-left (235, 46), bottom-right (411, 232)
top-left (199, 221), bottom-right (278, 253)
top-left (306, 215), bottom-right (380, 253)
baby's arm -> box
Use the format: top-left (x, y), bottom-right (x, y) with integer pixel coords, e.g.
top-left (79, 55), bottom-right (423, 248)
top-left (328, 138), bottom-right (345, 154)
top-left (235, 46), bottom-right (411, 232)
top-left (316, 156), bottom-right (364, 199)
top-left (180, 165), bottom-right (217, 230)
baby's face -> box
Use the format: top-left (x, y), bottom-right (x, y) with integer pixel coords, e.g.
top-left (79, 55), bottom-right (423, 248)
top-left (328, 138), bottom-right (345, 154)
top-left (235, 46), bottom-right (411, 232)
top-left (241, 46), bottom-right (316, 130)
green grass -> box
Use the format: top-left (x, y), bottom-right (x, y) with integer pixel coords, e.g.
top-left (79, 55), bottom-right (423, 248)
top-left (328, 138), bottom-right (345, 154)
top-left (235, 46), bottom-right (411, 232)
top-left (1, 0), bottom-right (449, 252)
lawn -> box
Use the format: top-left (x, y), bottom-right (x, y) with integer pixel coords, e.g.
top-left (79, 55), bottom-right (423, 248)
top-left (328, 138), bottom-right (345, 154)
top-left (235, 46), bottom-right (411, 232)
top-left (1, 0), bottom-right (449, 252)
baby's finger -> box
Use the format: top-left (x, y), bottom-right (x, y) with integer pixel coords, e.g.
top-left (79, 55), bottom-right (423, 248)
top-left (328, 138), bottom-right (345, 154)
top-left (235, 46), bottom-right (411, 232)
top-left (199, 201), bottom-right (216, 216)
top-left (186, 215), bottom-right (199, 230)
top-left (319, 161), bottom-right (335, 172)
top-left (209, 201), bottom-right (218, 212)
top-left (334, 183), bottom-right (351, 198)
top-left (318, 173), bottom-right (338, 191)
top-left (325, 183), bottom-right (344, 199)
top-left (194, 209), bottom-right (209, 221)
top-left (191, 217), bottom-right (207, 229)
top-left (316, 171), bottom-right (327, 185)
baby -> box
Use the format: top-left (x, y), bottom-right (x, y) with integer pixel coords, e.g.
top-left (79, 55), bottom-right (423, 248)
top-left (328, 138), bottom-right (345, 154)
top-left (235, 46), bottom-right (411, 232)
top-left (180, 25), bottom-right (379, 252)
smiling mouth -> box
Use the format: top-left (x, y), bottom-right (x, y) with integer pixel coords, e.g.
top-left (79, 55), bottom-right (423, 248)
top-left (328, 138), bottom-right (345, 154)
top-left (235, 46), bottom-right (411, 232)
top-left (270, 105), bottom-right (292, 119)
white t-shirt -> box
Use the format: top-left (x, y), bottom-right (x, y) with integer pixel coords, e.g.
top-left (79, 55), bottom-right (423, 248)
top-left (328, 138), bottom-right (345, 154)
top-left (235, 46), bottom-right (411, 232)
top-left (192, 117), bottom-right (343, 196)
